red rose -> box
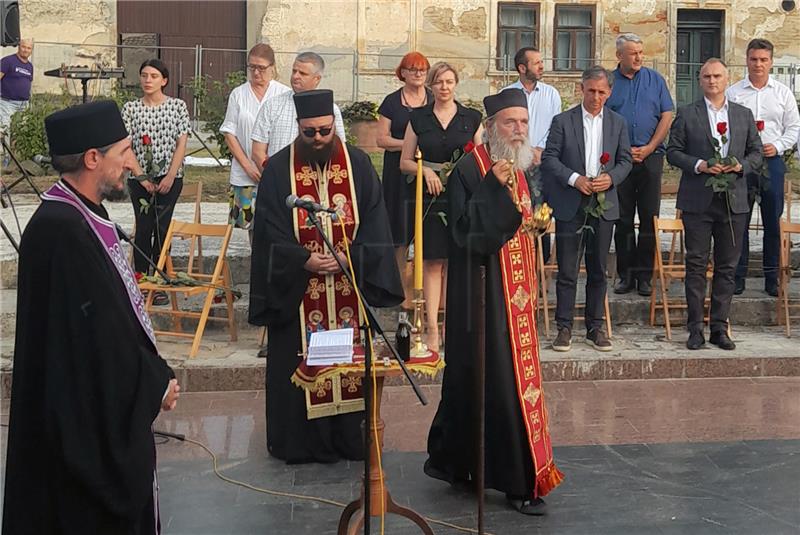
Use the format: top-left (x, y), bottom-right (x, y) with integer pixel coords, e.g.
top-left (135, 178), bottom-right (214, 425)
top-left (463, 141), bottom-right (475, 154)
top-left (716, 122), bottom-right (727, 135)
top-left (756, 120), bottom-right (765, 132)
top-left (134, 271), bottom-right (144, 282)
top-left (599, 152), bottom-right (610, 165)
top-left (142, 134), bottom-right (152, 146)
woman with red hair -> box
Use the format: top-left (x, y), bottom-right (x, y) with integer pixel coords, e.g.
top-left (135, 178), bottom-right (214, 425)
top-left (377, 52), bottom-right (432, 309)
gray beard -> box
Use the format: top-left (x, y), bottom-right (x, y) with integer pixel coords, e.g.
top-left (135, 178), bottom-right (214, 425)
top-left (485, 127), bottom-right (534, 171)
top-left (99, 175), bottom-right (130, 202)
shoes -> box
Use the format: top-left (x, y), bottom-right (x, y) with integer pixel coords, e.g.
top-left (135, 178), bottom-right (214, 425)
top-left (637, 279), bottom-right (652, 297)
top-left (687, 330), bottom-right (705, 350)
top-left (552, 327), bottom-right (572, 352)
top-left (507, 495), bottom-right (547, 516)
top-left (765, 282), bottom-right (778, 297)
top-left (152, 291), bottom-right (169, 306)
top-left (586, 328), bottom-right (613, 352)
top-left (257, 346), bottom-right (268, 359)
top-left (734, 278), bottom-right (745, 295)
top-left (614, 278), bottom-right (635, 294)
top-left (709, 331), bottom-right (736, 350)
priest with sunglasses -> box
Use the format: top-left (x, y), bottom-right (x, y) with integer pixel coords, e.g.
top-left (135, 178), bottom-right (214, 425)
top-left (249, 89), bottom-right (403, 464)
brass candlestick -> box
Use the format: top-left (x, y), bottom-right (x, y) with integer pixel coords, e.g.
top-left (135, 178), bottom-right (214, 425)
top-left (410, 289), bottom-right (428, 357)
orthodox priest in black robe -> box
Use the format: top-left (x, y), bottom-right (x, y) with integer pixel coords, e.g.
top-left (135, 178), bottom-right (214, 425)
top-left (3, 101), bottom-right (179, 534)
top-left (249, 89), bottom-right (403, 464)
top-left (425, 90), bottom-right (563, 514)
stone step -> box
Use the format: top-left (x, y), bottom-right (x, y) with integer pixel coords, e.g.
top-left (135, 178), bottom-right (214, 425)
top-left (3, 326), bottom-right (796, 397)
top-left (1, 277), bottom-right (797, 344)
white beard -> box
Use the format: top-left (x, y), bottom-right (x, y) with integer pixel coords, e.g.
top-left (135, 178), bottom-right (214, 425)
top-left (484, 126), bottom-right (535, 171)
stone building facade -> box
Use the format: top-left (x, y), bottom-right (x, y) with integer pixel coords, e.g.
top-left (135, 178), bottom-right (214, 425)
top-left (4, 0), bottom-right (799, 106)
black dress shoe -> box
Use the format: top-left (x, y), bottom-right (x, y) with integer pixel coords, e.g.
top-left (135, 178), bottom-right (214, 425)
top-left (637, 279), bottom-right (652, 297)
top-left (734, 278), bottom-right (745, 295)
top-left (614, 278), bottom-right (635, 294)
top-left (686, 331), bottom-right (705, 350)
top-left (709, 331), bottom-right (736, 350)
top-left (257, 346), bottom-right (268, 358)
top-left (507, 495), bottom-right (547, 516)
top-left (765, 283), bottom-right (779, 297)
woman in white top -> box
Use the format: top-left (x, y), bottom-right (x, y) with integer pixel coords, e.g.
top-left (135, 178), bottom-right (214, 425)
top-left (220, 43), bottom-right (290, 234)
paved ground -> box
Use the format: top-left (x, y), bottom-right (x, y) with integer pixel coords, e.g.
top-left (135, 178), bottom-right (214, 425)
top-left (4, 378), bottom-right (797, 534)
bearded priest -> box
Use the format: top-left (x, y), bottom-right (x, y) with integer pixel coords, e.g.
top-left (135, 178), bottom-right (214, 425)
top-left (248, 89), bottom-right (403, 463)
top-left (424, 89), bottom-right (563, 514)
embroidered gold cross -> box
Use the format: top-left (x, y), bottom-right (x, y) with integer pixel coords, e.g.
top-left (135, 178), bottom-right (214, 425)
top-left (328, 164), bottom-right (348, 184)
top-left (335, 278), bottom-right (352, 296)
top-left (296, 166), bottom-right (316, 186)
top-left (306, 278), bottom-right (325, 300)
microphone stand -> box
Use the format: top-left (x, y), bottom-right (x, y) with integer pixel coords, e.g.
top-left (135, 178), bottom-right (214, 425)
top-left (305, 209), bottom-right (428, 535)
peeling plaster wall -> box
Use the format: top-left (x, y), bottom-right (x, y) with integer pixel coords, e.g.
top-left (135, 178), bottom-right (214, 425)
top-left (3, 0), bottom-right (118, 95)
top-left (258, 0), bottom-right (799, 105)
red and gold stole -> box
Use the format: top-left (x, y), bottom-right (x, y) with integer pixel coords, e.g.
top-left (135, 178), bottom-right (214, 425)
top-left (291, 137), bottom-right (365, 419)
top-left (472, 144), bottom-right (564, 497)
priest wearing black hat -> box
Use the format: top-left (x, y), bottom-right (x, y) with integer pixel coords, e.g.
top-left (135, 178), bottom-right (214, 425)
top-left (425, 89), bottom-right (563, 514)
top-left (3, 100), bottom-right (179, 534)
top-left (249, 89), bottom-right (403, 463)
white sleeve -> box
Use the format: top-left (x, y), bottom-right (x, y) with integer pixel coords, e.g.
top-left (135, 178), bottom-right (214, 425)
top-left (251, 100), bottom-right (272, 143)
top-left (776, 89), bottom-right (800, 154)
top-left (334, 104), bottom-right (347, 140)
top-left (219, 90), bottom-right (239, 135)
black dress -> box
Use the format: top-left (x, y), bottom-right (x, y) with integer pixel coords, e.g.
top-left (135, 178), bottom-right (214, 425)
top-left (377, 88), bottom-right (432, 247)
top-left (409, 102), bottom-right (482, 259)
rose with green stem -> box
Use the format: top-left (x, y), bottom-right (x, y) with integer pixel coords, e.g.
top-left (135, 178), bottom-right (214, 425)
top-left (705, 121), bottom-right (740, 246)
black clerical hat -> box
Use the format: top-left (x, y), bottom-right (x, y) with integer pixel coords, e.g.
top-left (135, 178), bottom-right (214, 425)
top-left (294, 89), bottom-right (334, 119)
top-left (483, 89), bottom-right (528, 118)
top-left (45, 100), bottom-right (128, 156)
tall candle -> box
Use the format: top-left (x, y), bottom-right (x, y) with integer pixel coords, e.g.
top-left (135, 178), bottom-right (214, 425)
top-left (414, 147), bottom-right (423, 290)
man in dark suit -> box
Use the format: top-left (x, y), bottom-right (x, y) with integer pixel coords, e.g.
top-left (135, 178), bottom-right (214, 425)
top-left (666, 58), bottom-right (763, 350)
top-left (541, 65), bottom-right (632, 352)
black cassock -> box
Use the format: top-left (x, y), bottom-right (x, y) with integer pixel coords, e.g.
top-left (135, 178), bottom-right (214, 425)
top-left (425, 157), bottom-right (538, 497)
top-left (249, 142), bottom-right (403, 463)
top-left (3, 185), bottom-right (174, 534)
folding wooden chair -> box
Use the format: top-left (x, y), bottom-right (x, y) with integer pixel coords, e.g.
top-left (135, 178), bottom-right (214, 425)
top-left (139, 220), bottom-right (237, 358)
top-left (649, 216), bottom-right (718, 340)
top-left (785, 178), bottom-right (794, 223)
top-left (537, 220), bottom-right (613, 338)
top-left (778, 220), bottom-right (800, 337)
top-left (127, 181), bottom-right (204, 270)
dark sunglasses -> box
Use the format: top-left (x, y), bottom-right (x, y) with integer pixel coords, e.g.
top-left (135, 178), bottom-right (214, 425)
top-left (300, 125), bottom-right (334, 138)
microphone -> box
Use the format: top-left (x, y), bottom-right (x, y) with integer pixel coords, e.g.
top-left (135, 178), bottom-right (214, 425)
top-left (115, 223), bottom-right (174, 283)
top-left (32, 154), bottom-right (52, 166)
top-left (285, 194), bottom-right (337, 214)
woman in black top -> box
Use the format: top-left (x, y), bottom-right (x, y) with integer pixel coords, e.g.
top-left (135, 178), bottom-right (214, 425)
top-left (377, 51), bottom-right (432, 309)
top-left (400, 62), bottom-right (483, 351)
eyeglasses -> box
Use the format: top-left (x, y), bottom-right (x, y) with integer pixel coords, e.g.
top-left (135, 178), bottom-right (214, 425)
top-left (403, 68), bottom-right (427, 75)
top-left (247, 64), bottom-right (272, 73)
top-left (300, 125), bottom-right (334, 138)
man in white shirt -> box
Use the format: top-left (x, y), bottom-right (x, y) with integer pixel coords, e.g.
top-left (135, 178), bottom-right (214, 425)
top-left (541, 66), bottom-right (632, 353)
top-left (502, 47), bottom-right (562, 262)
top-left (251, 52), bottom-right (346, 170)
top-left (727, 39), bottom-right (800, 297)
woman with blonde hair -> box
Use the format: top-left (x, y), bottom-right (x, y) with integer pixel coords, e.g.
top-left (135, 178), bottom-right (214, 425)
top-left (400, 62), bottom-right (482, 351)
top-left (220, 43), bottom-right (290, 238)
top-left (377, 51), bottom-right (432, 308)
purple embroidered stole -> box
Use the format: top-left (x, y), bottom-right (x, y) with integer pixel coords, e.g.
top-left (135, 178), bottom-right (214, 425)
top-left (41, 181), bottom-right (158, 348)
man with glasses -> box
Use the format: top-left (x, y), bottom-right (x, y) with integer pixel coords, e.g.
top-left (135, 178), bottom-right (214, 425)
top-left (249, 89), bottom-right (403, 464)
top-left (251, 51), bottom-right (346, 171)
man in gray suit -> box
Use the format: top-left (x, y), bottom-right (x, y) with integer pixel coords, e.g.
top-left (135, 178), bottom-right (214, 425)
top-left (666, 58), bottom-right (763, 351)
top-left (542, 65), bottom-right (632, 352)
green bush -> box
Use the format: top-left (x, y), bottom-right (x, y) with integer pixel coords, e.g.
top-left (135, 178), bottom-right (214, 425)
top-left (9, 92), bottom-right (73, 160)
top-left (341, 100), bottom-right (378, 124)
top-left (190, 71), bottom-right (247, 160)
